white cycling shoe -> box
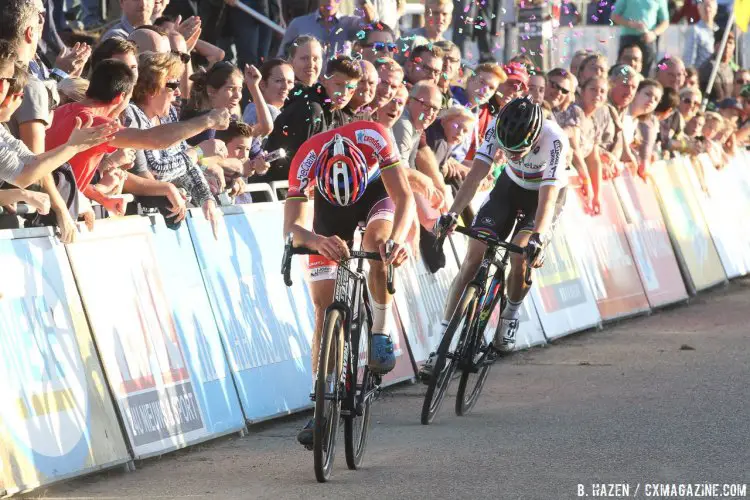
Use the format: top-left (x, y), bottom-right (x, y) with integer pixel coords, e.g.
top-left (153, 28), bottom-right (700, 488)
top-left (493, 317), bottom-right (519, 353)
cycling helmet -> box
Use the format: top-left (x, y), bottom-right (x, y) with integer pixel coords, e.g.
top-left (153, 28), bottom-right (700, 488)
top-left (315, 134), bottom-right (369, 206)
top-left (495, 97), bottom-right (544, 152)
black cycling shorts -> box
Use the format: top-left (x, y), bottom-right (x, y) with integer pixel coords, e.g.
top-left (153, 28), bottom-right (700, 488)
top-left (312, 179), bottom-right (395, 242)
top-left (471, 170), bottom-right (566, 240)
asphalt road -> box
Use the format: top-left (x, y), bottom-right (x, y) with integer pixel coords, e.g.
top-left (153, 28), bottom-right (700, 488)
top-left (29, 280), bottom-right (750, 500)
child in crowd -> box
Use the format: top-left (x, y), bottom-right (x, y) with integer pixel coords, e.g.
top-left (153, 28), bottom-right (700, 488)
top-left (214, 120), bottom-right (270, 204)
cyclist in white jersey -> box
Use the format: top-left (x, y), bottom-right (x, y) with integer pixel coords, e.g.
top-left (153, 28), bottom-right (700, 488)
top-left (422, 97), bottom-right (569, 376)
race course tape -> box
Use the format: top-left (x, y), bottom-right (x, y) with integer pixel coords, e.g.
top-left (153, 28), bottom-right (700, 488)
top-left (0, 153), bottom-right (748, 495)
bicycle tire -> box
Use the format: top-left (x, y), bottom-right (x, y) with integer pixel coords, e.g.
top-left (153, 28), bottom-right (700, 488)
top-left (456, 276), bottom-right (506, 416)
top-left (345, 319), bottom-right (372, 470)
top-left (314, 309), bottom-right (344, 483)
top-left (420, 285), bottom-right (478, 425)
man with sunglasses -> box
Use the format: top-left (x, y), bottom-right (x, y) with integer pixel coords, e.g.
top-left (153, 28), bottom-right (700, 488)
top-left (355, 24), bottom-right (398, 64)
top-left (421, 98), bottom-right (570, 376)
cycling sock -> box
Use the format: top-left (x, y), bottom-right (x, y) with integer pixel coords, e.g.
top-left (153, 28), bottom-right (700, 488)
top-left (372, 300), bottom-right (392, 335)
top-left (501, 299), bottom-right (523, 320)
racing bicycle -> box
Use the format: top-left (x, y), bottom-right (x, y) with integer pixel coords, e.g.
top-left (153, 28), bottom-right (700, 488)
top-left (420, 223), bottom-right (531, 425)
top-left (281, 229), bottom-right (395, 482)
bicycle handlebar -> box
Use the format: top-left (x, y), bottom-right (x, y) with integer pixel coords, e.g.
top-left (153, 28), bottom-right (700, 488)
top-left (435, 225), bottom-right (534, 286)
top-left (281, 233), bottom-right (396, 293)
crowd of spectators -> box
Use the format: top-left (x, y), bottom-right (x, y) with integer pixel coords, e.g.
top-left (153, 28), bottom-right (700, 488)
top-left (0, 0), bottom-right (749, 257)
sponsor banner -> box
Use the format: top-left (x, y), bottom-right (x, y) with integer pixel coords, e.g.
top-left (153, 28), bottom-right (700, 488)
top-left (148, 217), bottom-right (246, 436)
top-left (563, 181), bottom-right (650, 320)
top-left (394, 238), bottom-right (459, 364)
top-left (187, 205), bottom-right (316, 422)
top-left (650, 160), bottom-right (727, 293)
top-left (0, 230), bottom-right (129, 495)
top-left (613, 169), bottom-right (688, 308)
top-left (528, 218), bottom-right (602, 340)
top-left (688, 155), bottom-right (750, 278)
top-left (65, 218), bottom-right (209, 458)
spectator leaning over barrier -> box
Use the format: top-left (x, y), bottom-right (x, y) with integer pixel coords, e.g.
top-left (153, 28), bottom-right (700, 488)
top-left (617, 42), bottom-right (644, 75)
top-left (285, 35), bottom-right (324, 91)
top-left (182, 61), bottom-right (272, 146)
top-left (685, 66), bottom-right (700, 90)
top-left (427, 106), bottom-right (476, 181)
top-left (261, 55), bottom-right (362, 183)
top-left (215, 121), bottom-right (267, 204)
top-left (344, 59), bottom-right (378, 121)
top-left (101, 0), bottom-right (154, 41)
top-left (660, 87), bottom-right (706, 157)
top-left (655, 56), bottom-right (687, 92)
top-left (626, 79), bottom-right (664, 178)
top-left (702, 111), bottom-right (730, 163)
top-left (45, 59), bottom-right (232, 219)
top-left (0, 70), bottom-right (117, 190)
top-left (491, 62), bottom-right (528, 111)
top-left (0, 60), bottom-right (52, 217)
top-left (392, 81), bottom-right (445, 203)
top-left (434, 40), bottom-right (461, 108)
top-left (371, 57), bottom-right (404, 111)
top-left (577, 76), bottom-right (612, 213)
top-left (404, 45), bottom-right (445, 87)
top-left (611, 0), bottom-right (669, 76)
top-left (277, 0), bottom-right (368, 59)
top-left (128, 27), bottom-right (172, 55)
top-left (545, 67), bottom-right (593, 204)
top-left (683, 0), bottom-right (717, 68)
top-left (354, 23), bottom-right (398, 64)
top-left (699, 30), bottom-right (735, 103)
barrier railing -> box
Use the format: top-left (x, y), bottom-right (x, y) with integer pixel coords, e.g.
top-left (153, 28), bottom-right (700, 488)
top-left (2, 151), bottom-right (750, 495)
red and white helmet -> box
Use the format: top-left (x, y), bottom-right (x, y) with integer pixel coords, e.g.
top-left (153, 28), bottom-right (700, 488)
top-left (315, 134), bottom-right (369, 206)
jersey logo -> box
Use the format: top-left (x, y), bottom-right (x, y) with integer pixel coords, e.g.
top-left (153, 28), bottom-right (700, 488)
top-left (355, 129), bottom-right (387, 154)
top-left (532, 145), bottom-right (540, 154)
top-left (297, 150), bottom-right (318, 180)
top-left (484, 126), bottom-right (495, 142)
top-left (548, 139), bottom-right (562, 177)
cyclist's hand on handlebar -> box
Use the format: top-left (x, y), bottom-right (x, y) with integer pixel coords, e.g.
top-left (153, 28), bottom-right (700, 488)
top-left (526, 232), bottom-right (546, 268)
top-left (380, 239), bottom-right (408, 266)
top-left (311, 234), bottom-right (350, 261)
top-left (433, 212), bottom-right (458, 237)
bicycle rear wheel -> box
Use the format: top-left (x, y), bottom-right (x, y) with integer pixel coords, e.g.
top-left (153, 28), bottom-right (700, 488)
top-left (420, 285), bottom-right (478, 425)
top-left (314, 309), bottom-right (344, 483)
top-left (345, 322), bottom-right (372, 470)
top-left (456, 278), bottom-right (505, 416)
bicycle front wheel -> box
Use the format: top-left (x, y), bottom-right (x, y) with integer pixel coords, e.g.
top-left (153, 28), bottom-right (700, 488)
top-left (345, 321), bottom-right (372, 470)
top-left (456, 277), bottom-right (505, 416)
top-left (420, 285), bottom-right (478, 425)
top-left (314, 309), bottom-right (344, 483)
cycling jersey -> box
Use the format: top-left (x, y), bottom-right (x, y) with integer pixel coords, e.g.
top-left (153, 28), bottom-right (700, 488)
top-left (287, 120), bottom-right (401, 201)
top-left (475, 119), bottom-right (570, 190)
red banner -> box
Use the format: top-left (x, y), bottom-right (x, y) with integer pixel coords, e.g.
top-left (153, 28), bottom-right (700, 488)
top-left (614, 169), bottom-right (688, 307)
top-left (563, 180), bottom-right (650, 320)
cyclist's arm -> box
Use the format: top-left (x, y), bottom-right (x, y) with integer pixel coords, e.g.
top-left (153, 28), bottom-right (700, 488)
top-left (283, 198), bottom-right (316, 246)
top-left (532, 184), bottom-right (560, 236)
top-left (380, 164), bottom-right (415, 245)
top-left (447, 156), bottom-right (492, 215)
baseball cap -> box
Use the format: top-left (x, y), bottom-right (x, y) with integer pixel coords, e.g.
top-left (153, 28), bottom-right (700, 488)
top-left (502, 62), bottom-right (529, 89)
top-left (717, 98), bottom-right (743, 112)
